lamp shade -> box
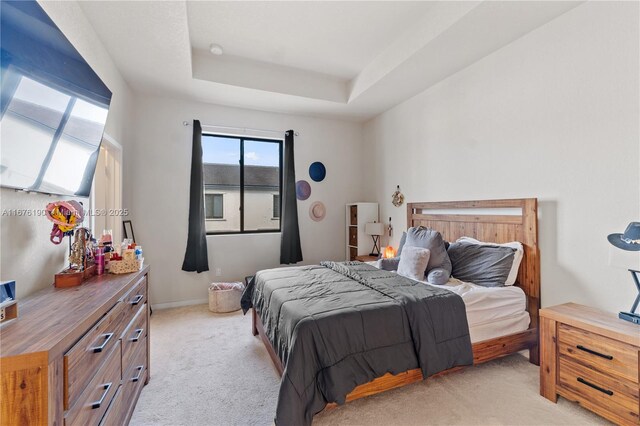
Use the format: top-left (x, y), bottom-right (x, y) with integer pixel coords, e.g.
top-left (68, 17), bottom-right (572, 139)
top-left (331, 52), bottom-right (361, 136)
top-left (365, 222), bottom-right (384, 236)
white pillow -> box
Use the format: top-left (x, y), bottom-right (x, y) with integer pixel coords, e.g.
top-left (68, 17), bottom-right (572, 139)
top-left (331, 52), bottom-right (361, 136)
top-left (456, 237), bottom-right (523, 286)
top-left (397, 246), bottom-right (431, 281)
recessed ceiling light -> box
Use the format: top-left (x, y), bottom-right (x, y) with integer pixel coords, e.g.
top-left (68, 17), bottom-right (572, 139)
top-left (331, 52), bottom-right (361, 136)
top-left (209, 43), bottom-right (223, 56)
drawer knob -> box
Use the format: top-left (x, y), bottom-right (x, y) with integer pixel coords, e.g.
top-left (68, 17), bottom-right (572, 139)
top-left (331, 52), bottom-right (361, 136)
top-left (576, 377), bottom-right (614, 396)
top-left (576, 344), bottom-right (613, 360)
top-left (130, 294), bottom-right (144, 306)
top-left (129, 328), bottom-right (144, 342)
top-left (90, 333), bottom-right (114, 353)
top-left (91, 382), bottom-right (113, 409)
top-left (131, 365), bottom-right (144, 382)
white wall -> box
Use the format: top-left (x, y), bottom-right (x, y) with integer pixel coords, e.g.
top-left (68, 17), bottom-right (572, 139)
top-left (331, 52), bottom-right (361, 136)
top-left (362, 2), bottom-right (640, 313)
top-left (126, 95), bottom-right (364, 306)
top-left (0, 1), bottom-right (134, 299)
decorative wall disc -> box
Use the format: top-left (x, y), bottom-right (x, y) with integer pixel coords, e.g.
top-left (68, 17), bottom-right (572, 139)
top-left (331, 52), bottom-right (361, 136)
top-left (309, 162), bottom-right (326, 182)
top-left (296, 180), bottom-right (311, 200)
top-left (309, 201), bottom-right (326, 222)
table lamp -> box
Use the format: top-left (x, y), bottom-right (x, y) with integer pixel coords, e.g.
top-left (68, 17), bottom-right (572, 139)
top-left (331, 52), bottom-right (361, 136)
top-left (365, 222), bottom-right (384, 257)
top-left (607, 222), bottom-right (640, 324)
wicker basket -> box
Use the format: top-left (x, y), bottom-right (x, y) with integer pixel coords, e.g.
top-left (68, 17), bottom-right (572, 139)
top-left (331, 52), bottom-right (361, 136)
top-left (110, 258), bottom-right (143, 274)
top-left (208, 282), bottom-right (243, 313)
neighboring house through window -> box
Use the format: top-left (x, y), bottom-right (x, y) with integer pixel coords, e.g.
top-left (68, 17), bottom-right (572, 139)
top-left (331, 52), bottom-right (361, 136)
top-left (205, 193), bottom-right (223, 219)
top-left (201, 134), bottom-right (282, 234)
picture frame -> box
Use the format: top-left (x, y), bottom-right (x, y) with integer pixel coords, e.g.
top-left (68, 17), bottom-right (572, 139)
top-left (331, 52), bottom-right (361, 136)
top-left (123, 220), bottom-right (136, 243)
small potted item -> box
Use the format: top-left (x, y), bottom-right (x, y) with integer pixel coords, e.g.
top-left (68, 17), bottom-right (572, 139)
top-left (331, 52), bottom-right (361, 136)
top-left (208, 282), bottom-right (245, 313)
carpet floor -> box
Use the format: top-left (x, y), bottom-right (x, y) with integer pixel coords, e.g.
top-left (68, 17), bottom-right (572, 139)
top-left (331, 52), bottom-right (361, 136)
top-left (130, 305), bottom-right (607, 426)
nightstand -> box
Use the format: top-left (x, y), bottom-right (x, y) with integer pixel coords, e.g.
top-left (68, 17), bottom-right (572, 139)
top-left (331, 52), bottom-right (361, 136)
top-left (355, 255), bottom-right (378, 262)
top-left (540, 303), bottom-right (640, 425)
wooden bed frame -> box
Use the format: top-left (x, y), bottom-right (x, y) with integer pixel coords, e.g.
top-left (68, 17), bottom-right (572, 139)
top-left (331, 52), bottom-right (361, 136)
top-left (251, 198), bottom-right (540, 405)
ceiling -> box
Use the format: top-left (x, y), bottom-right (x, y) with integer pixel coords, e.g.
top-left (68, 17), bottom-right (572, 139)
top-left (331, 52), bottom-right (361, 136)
top-left (78, 1), bottom-right (582, 122)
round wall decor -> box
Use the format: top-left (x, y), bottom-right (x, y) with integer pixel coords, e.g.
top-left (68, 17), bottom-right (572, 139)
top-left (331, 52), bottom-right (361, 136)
top-left (309, 162), bottom-right (326, 182)
top-left (309, 201), bottom-right (326, 222)
top-left (296, 180), bottom-right (311, 200)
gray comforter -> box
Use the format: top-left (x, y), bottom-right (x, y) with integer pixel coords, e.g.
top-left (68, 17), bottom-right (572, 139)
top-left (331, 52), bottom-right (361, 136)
top-left (241, 261), bottom-right (472, 426)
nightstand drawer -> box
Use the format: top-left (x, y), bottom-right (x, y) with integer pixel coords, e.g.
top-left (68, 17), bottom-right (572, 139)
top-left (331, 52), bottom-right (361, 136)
top-left (558, 357), bottom-right (639, 425)
top-left (558, 323), bottom-right (639, 383)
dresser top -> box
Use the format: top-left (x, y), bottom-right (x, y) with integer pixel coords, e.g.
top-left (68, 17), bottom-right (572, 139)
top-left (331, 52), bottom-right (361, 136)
top-left (540, 302), bottom-right (640, 347)
top-left (0, 266), bottom-right (149, 360)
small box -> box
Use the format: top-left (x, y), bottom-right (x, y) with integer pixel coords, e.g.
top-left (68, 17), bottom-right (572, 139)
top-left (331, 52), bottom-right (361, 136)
top-left (0, 281), bottom-right (17, 324)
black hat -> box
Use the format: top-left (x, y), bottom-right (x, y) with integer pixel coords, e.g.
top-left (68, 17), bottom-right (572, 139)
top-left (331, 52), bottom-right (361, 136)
top-left (608, 222), bottom-right (640, 251)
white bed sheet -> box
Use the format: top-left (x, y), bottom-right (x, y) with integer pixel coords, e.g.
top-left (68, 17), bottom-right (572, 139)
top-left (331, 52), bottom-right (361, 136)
top-left (421, 277), bottom-right (530, 342)
top-left (366, 261), bottom-right (530, 342)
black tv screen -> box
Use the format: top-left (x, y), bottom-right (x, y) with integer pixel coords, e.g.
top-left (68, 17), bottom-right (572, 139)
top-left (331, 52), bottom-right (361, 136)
top-left (0, 1), bottom-right (112, 197)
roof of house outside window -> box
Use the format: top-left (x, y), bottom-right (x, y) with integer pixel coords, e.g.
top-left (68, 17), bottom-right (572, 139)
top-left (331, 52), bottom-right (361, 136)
top-left (203, 163), bottom-right (279, 190)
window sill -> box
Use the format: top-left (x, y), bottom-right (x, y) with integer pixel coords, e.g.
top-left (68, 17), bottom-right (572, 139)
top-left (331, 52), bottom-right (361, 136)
top-left (206, 231), bottom-right (281, 236)
top-left (206, 218), bottom-right (226, 221)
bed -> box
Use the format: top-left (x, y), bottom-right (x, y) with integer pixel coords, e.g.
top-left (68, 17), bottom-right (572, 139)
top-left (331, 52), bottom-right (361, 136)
top-left (244, 198), bottom-right (540, 425)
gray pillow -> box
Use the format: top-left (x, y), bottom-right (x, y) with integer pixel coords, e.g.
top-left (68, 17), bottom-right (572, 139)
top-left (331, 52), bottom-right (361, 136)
top-left (397, 247), bottom-right (431, 281)
top-left (447, 241), bottom-right (516, 287)
top-left (396, 232), bottom-right (407, 257)
top-left (404, 227), bottom-right (452, 285)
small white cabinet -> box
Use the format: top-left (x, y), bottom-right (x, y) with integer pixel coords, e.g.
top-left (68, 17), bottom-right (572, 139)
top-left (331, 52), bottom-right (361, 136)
top-left (345, 203), bottom-right (379, 261)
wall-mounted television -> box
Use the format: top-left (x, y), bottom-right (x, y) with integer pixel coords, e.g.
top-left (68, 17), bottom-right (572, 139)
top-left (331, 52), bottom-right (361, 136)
top-left (0, 1), bottom-right (112, 197)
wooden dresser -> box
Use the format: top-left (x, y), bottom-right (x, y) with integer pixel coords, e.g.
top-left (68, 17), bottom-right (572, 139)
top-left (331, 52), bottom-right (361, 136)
top-left (540, 303), bottom-right (640, 425)
top-left (0, 266), bottom-right (150, 426)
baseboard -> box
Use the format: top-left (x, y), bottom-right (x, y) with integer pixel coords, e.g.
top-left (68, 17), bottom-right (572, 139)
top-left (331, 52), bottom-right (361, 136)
top-left (152, 298), bottom-right (208, 310)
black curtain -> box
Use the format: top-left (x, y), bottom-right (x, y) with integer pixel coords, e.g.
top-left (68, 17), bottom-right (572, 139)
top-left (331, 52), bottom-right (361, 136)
top-left (280, 130), bottom-right (303, 264)
top-left (181, 120), bottom-right (209, 272)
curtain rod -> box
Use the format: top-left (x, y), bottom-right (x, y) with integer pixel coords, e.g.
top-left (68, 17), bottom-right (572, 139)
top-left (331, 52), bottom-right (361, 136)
top-left (182, 121), bottom-right (298, 136)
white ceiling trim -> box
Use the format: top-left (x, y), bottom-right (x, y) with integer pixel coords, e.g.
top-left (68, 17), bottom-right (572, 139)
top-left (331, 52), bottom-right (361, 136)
top-left (77, 0), bottom-right (585, 122)
top-left (192, 51), bottom-right (348, 103)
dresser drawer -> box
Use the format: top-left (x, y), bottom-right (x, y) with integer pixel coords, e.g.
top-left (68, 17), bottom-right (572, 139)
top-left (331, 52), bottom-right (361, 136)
top-left (98, 385), bottom-right (126, 426)
top-left (122, 339), bottom-right (148, 417)
top-left (558, 323), bottom-right (639, 383)
top-left (558, 357), bottom-right (639, 425)
top-left (64, 301), bottom-right (127, 409)
top-left (122, 303), bottom-right (148, 369)
top-left (65, 341), bottom-right (122, 426)
top-left (120, 275), bottom-right (147, 323)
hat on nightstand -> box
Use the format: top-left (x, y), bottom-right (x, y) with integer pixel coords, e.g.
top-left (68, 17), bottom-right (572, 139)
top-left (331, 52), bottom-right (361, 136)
top-left (608, 222), bottom-right (640, 251)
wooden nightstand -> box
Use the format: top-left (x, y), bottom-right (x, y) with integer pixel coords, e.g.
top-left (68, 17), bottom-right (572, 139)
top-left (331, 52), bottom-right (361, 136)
top-left (540, 303), bottom-right (640, 425)
top-left (355, 255), bottom-right (378, 262)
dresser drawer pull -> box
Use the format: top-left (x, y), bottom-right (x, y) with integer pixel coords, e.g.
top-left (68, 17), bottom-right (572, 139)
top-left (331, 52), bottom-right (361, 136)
top-left (131, 365), bottom-right (144, 382)
top-left (130, 294), bottom-right (144, 306)
top-left (91, 382), bottom-right (113, 409)
top-left (576, 345), bottom-right (613, 360)
top-left (129, 328), bottom-right (144, 342)
top-left (90, 333), bottom-right (114, 353)
top-left (577, 377), bottom-right (614, 396)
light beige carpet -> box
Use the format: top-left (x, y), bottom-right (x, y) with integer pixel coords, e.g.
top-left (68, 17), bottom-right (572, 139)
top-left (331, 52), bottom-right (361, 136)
top-left (130, 305), bottom-right (607, 426)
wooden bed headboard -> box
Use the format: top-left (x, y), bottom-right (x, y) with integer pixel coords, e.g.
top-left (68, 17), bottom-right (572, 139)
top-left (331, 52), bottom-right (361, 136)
top-left (406, 198), bottom-right (540, 330)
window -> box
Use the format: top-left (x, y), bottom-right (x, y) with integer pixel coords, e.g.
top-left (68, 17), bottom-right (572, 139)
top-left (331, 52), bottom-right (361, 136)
top-left (272, 194), bottom-right (280, 219)
top-left (205, 194), bottom-right (224, 219)
top-left (201, 134), bottom-right (282, 234)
